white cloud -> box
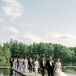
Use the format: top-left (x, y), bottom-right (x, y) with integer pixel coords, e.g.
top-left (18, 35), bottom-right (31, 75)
top-left (0, 27), bottom-right (43, 44)
top-left (2, 0), bottom-right (23, 20)
top-left (11, 33), bottom-right (43, 44)
top-left (45, 33), bottom-right (76, 39)
top-left (0, 18), bottom-right (5, 22)
top-left (43, 33), bottom-right (76, 47)
top-left (1, 29), bottom-right (76, 47)
top-left (1, 26), bottom-right (19, 34)
top-left (10, 32), bottom-right (76, 47)
top-left (23, 33), bottom-right (43, 42)
top-left (8, 26), bottom-right (19, 34)
top-left (44, 33), bottom-right (76, 39)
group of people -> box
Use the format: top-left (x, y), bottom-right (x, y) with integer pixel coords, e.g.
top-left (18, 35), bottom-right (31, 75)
top-left (40, 56), bottom-right (67, 76)
top-left (10, 56), bottom-right (67, 76)
top-left (10, 57), bottom-right (39, 75)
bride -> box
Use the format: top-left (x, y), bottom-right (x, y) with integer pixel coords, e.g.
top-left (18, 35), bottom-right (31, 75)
top-left (54, 58), bottom-right (67, 76)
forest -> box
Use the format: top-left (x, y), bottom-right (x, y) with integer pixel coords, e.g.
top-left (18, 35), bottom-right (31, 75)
top-left (0, 39), bottom-right (76, 66)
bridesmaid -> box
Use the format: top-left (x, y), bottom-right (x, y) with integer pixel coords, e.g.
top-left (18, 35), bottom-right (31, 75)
top-left (23, 57), bottom-right (28, 74)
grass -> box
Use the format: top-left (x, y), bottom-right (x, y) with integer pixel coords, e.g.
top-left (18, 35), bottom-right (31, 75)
top-left (63, 67), bottom-right (76, 73)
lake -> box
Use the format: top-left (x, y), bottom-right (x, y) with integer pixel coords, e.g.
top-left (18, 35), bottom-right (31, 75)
top-left (0, 68), bottom-right (76, 76)
top-left (0, 68), bottom-right (22, 76)
top-left (0, 68), bottom-right (10, 76)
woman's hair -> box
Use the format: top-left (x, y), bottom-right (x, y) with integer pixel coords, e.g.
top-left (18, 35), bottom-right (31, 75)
top-left (57, 58), bottom-right (61, 62)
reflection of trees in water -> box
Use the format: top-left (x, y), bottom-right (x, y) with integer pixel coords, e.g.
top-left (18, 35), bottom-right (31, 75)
top-left (0, 68), bottom-right (76, 76)
top-left (0, 69), bottom-right (10, 76)
top-left (3, 69), bottom-right (10, 75)
top-left (9, 69), bottom-right (23, 76)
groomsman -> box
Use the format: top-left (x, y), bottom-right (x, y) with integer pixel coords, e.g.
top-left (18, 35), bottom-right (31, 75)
top-left (28, 57), bottom-right (33, 73)
top-left (40, 58), bottom-right (46, 76)
top-left (45, 56), bottom-right (54, 76)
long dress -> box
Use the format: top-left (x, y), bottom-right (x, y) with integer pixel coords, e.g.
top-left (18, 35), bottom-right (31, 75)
top-left (13, 59), bottom-right (17, 68)
top-left (54, 62), bottom-right (67, 76)
top-left (18, 59), bottom-right (23, 71)
top-left (23, 59), bottom-right (28, 74)
top-left (34, 60), bottom-right (39, 74)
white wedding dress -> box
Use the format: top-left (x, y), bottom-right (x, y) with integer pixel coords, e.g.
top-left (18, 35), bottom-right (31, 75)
top-left (54, 62), bottom-right (67, 76)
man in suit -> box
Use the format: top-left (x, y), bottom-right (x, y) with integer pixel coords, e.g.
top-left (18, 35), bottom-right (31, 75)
top-left (40, 58), bottom-right (46, 76)
top-left (46, 56), bottom-right (54, 76)
top-left (9, 58), bottom-right (14, 76)
top-left (28, 57), bottom-right (33, 73)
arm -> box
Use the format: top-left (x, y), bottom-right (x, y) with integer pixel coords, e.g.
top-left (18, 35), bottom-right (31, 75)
top-left (54, 63), bottom-right (57, 71)
top-left (60, 62), bottom-right (62, 70)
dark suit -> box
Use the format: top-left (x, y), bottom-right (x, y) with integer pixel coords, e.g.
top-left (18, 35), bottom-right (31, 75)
top-left (28, 60), bottom-right (32, 72)
top-left (46, 60), bottom-right (54, 76)
top-left (40, 60), bottom-right (46, 76)
top-left (10, 58), bottom-right (13, 75)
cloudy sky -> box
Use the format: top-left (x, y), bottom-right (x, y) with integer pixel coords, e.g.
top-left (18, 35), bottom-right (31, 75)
top-left (0, 0), bottom-right (76, 47)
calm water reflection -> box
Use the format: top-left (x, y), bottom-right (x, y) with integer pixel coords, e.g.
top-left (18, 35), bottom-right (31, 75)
top-left (0, 68), bottom-right (22, 76)
top-left (0, 68), bottom-right (10, 76)
top-left (0, 68), bottom-right (76, 76)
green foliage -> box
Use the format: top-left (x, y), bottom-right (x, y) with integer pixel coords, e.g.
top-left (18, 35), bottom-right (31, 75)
top-left (0, 39), bottom-right (76, 66)
top-left (0, 56), bottom-right (6, 65)
top-left (0, 44), bottom-right (10, 65)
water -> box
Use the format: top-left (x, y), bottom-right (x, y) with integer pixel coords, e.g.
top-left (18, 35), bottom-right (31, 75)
top-left (0, 68), bottom-right (76, 76)
top-left (0, 68), bottom-right (22, 76)
top-left (0, 68), bottom-right (10, 76)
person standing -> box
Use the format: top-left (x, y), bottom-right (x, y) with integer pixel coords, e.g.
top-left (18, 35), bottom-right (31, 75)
top-left (54, 58), bottom-right (67, 76)
top-left (34, 59), bottom-right (39, 76)
top-left (28, 57), bottom-right (33, 73)
top-left (17, 58), bottom-right (19, 70)
top-left (9, 58), bottom-right (14, 76)
top-left (46, 56), bottom-right (54, 76)
top-left (18, 58), bottom-right (23, 71)
top-left (10, 58), bottom-right (13, 68)
top-left (23, 57), bottom-right (28, 74)
top-left (13, 58), bottom-right (17, 69)
top-left (40, 58), bottom-right (46, 76)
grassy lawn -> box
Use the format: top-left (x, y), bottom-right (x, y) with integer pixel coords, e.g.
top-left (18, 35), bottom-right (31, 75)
top-left (63, 67), bottom-right (76, 73)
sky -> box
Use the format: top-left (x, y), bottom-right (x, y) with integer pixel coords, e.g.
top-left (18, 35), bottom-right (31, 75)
top-left (0, 0), bottom-right (76, 47)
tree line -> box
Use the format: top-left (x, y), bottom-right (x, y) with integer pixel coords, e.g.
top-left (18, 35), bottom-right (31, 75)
top-left (0, 39), bottom-right (76, 66)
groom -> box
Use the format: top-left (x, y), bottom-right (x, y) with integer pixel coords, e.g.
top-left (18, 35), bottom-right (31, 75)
top-left (46, 56), bottom-right (54, 76)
